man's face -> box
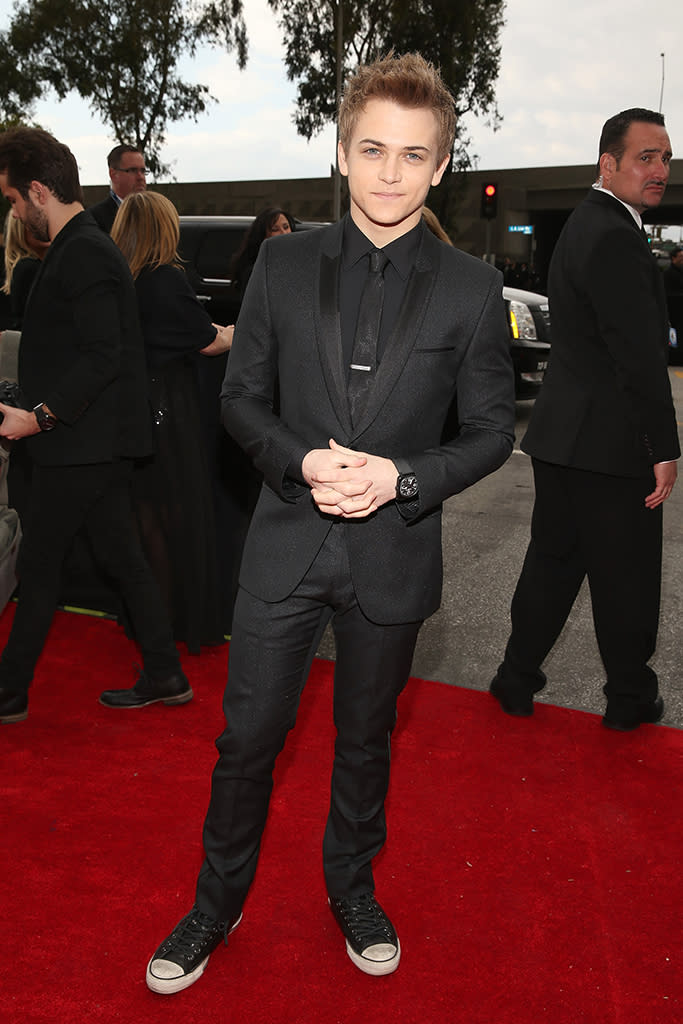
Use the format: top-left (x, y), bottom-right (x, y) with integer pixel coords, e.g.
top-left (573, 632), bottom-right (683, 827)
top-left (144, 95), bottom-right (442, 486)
top-left (602, 122), bottom-right (672, 213)
top-left (110, 150), bottom-right (147, 199)
top-left (0, 174), bottom-right (51, 242)
top-left (672, 251), bottom-right (683, 269)
top-left (338, 98), bottom-right (449, 244)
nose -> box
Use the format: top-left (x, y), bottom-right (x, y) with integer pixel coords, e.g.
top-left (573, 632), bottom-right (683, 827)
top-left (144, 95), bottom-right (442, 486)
top-left (654, 156), bottom-right (670, 181)
top-left (379, 155), bottom-right (402, 183)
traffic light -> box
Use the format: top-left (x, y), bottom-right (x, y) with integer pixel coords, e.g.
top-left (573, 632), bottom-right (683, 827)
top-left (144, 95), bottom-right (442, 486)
top-left (480, 182), bottom-right (498, 219)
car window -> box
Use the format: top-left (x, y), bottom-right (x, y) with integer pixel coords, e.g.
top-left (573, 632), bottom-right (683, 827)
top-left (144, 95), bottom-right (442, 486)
top-left (194, 228), bottom-right (246, 281)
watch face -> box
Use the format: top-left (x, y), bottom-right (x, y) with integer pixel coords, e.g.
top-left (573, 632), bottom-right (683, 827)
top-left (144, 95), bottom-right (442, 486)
top-left (398, 474), bottom-right (418, 499)
top-left (34, 405), bottom-right (56, 431)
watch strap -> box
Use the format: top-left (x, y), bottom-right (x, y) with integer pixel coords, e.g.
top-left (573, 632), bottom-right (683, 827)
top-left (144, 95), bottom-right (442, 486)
top-left (394, 457), bottom-right (413, 476)
top-left (33, 403), bottom-right (57, 431)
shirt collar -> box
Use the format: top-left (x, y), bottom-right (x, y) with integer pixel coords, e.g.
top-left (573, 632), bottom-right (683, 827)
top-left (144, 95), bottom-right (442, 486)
top-left (342, 215), bottom-right (423, 280)
top-left (591, 183), bottom-right (642, 229)
top-left (109, 188), bottom-right (123, 206)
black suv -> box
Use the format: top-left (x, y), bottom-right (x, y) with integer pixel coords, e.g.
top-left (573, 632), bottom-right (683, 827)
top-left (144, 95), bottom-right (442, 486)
top-left (179, 216), bottom-right (551, 398)
top-left (178, 215), bottom-right (323, 327)
top-left (502, 286), bottom-right (551, 399)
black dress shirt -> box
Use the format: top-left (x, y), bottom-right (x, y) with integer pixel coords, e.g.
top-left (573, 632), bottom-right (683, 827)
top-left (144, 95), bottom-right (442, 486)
top-left (340, 216), bottom-right (423, 375)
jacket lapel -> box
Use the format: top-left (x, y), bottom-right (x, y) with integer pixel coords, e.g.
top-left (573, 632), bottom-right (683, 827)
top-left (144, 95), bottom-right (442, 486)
top-left (316, 219), bottom-right (354, 435)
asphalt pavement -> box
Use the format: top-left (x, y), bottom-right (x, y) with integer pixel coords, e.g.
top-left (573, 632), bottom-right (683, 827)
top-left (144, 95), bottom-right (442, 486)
top-left (318, 367), bottom-right (683, 730)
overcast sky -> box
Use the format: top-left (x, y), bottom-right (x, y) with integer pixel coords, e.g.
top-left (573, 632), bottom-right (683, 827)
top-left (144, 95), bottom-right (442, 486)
top-left (0, 0), bottom-right (681, 186)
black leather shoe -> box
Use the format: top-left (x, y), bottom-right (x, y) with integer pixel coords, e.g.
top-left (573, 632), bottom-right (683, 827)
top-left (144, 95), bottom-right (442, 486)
top-left (99, 670), bottom-right (192, 709)
top-left (146, 905), bottom-right (242, 995)
top-left (0, 687), bottom-right (28, 723)
top-left (602, 695), bottom-right (664, 732)
top-left (489, 672), bottom-right (535, 717)
top-left (329, 892), bottom-right (400, 976)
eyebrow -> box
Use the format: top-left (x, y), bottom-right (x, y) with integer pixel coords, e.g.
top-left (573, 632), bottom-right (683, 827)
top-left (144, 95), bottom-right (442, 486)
top-left (357, 137), bottom-right (432, 153)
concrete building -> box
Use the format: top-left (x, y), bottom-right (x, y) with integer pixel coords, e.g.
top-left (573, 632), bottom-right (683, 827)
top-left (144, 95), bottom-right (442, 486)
top-left (83, 159), bottom-right (683, 288)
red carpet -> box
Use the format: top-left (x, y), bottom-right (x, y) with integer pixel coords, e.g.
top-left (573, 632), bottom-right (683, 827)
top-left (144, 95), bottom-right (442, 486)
top-left (1, 604), bottom-right (681, 1024)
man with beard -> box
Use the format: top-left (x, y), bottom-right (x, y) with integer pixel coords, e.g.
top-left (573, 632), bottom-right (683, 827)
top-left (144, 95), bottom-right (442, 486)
top-left (0, 126), bottom-right (191, 724)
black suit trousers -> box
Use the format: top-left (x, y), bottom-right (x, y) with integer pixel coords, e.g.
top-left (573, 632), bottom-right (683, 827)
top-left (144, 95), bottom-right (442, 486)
top-left (0, 460), bottom-right (180, 691)
top-left (195, 524), bottom-right (422, 921)
top-left (501, 458), bottom-right (662, 707)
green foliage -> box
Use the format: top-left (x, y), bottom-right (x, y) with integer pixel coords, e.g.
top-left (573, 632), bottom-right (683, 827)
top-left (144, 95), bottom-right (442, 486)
top-left (1, 0), bottom-right (248, 176)
top-left (268, 0), bottom-right (504, 165)
top-left (267, 0), bottom-right (505, 232)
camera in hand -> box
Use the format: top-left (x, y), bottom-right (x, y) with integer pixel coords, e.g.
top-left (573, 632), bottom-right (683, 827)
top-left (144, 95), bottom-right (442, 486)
top-left (0, 380), bottom-right (25, 423)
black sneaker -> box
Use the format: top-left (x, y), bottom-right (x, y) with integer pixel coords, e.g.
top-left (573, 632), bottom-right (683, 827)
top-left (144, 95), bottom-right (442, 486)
top-left (329, 893), bottom-right (400, 976)
top-left (146, 905), bottom-right (242, 995)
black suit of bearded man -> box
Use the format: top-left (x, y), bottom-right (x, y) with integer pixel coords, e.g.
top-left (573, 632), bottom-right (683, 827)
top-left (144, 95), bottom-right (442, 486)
top-left (497, 188), bottom-right (680, 715)
top-left (0, 209), bottom-right (181, 696)
top-left (193, 215), bottom-right (515, 920)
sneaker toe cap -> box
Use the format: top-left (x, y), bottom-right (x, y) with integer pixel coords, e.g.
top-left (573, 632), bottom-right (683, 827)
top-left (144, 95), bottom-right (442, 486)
top-left (148, 957), bottom-right (186, 980)
top-left (361, 941), bottom-right (398, 963)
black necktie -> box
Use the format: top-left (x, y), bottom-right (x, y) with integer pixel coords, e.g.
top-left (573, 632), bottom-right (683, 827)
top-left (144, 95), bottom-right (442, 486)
top-left (348, 248), bottom-right (388, 424)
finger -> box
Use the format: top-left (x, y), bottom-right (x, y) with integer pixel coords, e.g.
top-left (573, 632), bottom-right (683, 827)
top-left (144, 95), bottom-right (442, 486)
top-left (329, 438), bottom-right (366, 464)
top-left (311, 488), bottom-right (346, 506)
top-left (337, 494), bottom-right (377, 514)
top-left (313, 479), bottom-right (372, 497)
top-left (341, 506), bottom-right (378, 519)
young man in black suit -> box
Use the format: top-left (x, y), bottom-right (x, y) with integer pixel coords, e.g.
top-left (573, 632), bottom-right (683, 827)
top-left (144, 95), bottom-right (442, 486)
top-left (0, 127), bottom-right (190, 723)
top-left (490, 108), bottom-right (679, 731)
top-left (146, 53), bottom-right (515, 995)
top-left (89, 143), bottom-right (147, 232)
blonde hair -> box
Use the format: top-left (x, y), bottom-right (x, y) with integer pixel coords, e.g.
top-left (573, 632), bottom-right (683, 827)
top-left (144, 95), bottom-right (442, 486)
top-left (111, 191), bottom-right (182, 279)
top-left (339, 52), bottom-right (456, 164)
top-left (2, 211), bottom-right (39, 295)
top-left (421, 206), bottom-right (453, 246)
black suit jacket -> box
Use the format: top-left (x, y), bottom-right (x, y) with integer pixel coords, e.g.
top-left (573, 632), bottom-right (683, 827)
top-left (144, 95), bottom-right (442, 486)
top-left (523, 189), bottom-right (679, 475)
top-left (89, 194), bottom-right (119, 233)
top-left (221, 217), bottom-right (515, 625)
top-left (19, 210), bottom-right (153, 466)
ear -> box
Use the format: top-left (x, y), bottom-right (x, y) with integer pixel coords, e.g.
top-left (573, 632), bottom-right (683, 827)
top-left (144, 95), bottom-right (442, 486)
top-left (431, 154), bottom-right (450, 188)
top-left (29, 180), bottom-right (48, 205)
top-left (337, 140), bottom-right (349, 178)
top-left (599, 152), bottom-right (615, 184)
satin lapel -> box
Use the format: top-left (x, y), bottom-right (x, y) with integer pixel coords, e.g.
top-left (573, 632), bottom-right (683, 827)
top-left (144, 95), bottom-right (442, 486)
top-left (316, 222), bottom-right (353, 435)
top-left (351, 233), bottom-right (439, 438)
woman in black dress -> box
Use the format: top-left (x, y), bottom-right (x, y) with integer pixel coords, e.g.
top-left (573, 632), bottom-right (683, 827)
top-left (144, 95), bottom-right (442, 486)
top-left (112, 191), bottom-right (233, 652)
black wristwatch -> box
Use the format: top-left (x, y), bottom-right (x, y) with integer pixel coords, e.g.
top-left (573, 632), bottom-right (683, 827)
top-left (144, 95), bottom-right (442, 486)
top-left (395, 458), bottom-right (419, 502)
top-left (33, 403), bottom-right (57, 432)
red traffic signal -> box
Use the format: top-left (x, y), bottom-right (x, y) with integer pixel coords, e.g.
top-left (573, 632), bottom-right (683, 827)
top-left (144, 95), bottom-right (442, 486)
top-left (480, 182), bottom-right (498, 219)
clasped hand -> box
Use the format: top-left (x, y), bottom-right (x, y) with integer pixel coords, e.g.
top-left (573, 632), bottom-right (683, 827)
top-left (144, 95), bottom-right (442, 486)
top-left (0, 403), bottom-right (40, 441)
top-left (302, 439), bottom-right (397, 519)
